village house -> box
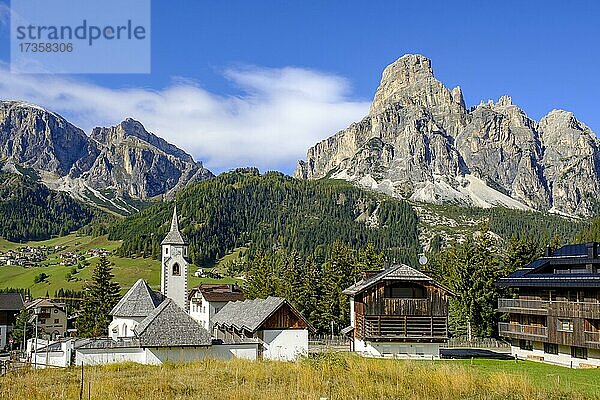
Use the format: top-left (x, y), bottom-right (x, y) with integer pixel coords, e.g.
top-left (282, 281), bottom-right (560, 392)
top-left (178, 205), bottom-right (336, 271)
top-left (497, 242), bottom-right (600, 368)
top-left (189, 284), bottom-right (244, 330)
top-left (0, 293), bottom-right (24, 349)
top-left (342, 264), bottom-right (453, 358)
top-left (25, 298), bottom-right (67, 340)
top-left (212, 296), bottom-right (314, 361)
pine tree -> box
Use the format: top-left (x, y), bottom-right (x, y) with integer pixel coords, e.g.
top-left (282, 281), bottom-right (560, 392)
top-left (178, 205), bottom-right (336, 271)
top-left (11, 309), bottom-right (34, 349)
top-left (76, 257), bottom-right (121, 337)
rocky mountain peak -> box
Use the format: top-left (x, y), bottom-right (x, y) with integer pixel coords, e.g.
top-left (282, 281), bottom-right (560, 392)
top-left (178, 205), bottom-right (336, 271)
top-left (91, 119), bottom-right (194, 163)
top-left (297, 54), bottom-right (600, 217)
top-left (370, 54), bottom-right (461, 115)
top-left (0, 101), bottom-right (213, 211)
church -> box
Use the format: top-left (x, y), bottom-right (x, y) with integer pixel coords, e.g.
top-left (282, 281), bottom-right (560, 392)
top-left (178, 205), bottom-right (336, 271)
top-left (30, 207), bottom-right (311, 366)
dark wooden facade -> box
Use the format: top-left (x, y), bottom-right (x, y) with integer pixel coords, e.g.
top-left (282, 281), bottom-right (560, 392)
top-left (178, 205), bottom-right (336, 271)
top-left (497, 243), bottom-right (600, 355)
top-left (499, 288), bottom-right (600, 350)
top-left (352, 278), bottom-right (451, 343)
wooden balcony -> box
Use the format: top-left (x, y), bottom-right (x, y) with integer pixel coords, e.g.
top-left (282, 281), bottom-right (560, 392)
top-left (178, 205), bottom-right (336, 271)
top-left (498, 322), bottom-right (547, 340)
top-left (498, 299), bottom-right (549, 315)
top-left (498, 299), bottom-right (600, 319)
top-left (365, 298), bottom-right (446, 317)
top-left (364, 315), bottom-right (448, 341)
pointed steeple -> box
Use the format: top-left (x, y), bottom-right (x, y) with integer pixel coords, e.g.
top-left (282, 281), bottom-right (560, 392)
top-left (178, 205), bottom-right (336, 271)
top-left (161, 206), bottom-right (187, 245)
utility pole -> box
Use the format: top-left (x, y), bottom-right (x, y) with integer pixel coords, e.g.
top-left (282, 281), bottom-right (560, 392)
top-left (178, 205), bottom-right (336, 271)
top-left (22, 314), bottom-right (27, 359)
top-left (34, 306), bottom-right (40, 369)
top-left (331, 321), bottom-right (334, 340)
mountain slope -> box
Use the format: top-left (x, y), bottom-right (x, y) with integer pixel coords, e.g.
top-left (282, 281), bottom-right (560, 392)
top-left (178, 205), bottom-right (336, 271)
top-left (108, 168), bottom-right (421, 266)
top-left (0, 172), bottom-right (94, 241)
top-left (0, 101), bottom-right (213, 214)
top-left (295, 54), bottom-right (600, 217)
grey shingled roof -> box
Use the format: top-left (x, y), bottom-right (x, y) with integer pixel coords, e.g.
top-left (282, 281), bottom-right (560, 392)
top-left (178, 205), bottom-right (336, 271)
top-left (213, 296), bottom-right (313, 333)
top-left (110, 279), bottom-right (164, 317)
top-left (134, 298), bottom-right (212, 347)
top-left (0, 293), bottom-right (24, 311)
top-left (161, 206), bottom-right (187, 245)
top-left (343, 264), bottom-right (455, 296)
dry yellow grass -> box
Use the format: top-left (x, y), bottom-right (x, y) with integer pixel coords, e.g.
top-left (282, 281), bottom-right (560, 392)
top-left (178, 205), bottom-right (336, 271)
top-left (0, 354), bottom-right (594, 400)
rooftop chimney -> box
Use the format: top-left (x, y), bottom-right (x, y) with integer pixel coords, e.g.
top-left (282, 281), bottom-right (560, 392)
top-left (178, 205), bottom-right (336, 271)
top-left (544, 246), bottom-right (553, 257)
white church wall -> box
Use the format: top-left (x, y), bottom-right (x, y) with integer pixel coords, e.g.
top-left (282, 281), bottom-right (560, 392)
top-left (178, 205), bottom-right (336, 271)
top-left (76, 347), bottom-right (147, 365)
top-left (145, 346), bottom-right (212, 364)
top-left (108, 317), bottom-right (144, 340)
top-left (261, 329), bottom-right (308, 361)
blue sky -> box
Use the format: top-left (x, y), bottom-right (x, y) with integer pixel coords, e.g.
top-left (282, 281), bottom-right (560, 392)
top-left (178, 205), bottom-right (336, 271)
top-left (0, 0), bottom-right (599, 173)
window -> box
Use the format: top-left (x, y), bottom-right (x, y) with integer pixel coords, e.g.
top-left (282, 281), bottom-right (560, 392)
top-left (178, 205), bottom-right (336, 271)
top-left (165, 247), bottom-right (169, 255)
top-left (172, 263), bottom-right (180, 276)
top-left (519, 340), bottom-right (533, 351)
top-left (384, 283), bottom-right (425, 298)
top-left (54, 319), bottom-right (59, 324)
top-left (558, 319), bottom-right (574, 332)
top-left (544, 343), bottom-right (558, 355)
top-left (571, 346), bottom-right (588, 359)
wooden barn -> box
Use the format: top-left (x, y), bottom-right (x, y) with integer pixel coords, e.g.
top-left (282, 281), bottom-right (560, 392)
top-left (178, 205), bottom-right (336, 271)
top-left (342, 264), bottom-right (453, 358)
top-left (212, 296), bottom-right (314, 360)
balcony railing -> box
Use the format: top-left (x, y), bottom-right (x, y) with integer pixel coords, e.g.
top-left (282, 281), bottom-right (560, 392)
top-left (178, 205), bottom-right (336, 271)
top-left (585, 331), bottom-right (600, 344)
top-left (498, 299), bottom-right (549, 314)
top-left (498, 322), bottom-right (547, 339)
top-left (498, 299), bottom-right (600, 318)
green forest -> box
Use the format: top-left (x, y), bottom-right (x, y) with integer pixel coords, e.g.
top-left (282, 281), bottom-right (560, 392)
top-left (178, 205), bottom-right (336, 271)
top-left (109, 168), bottom-right (421, 266)
top-left (0, 173), bottom-right (94, 241)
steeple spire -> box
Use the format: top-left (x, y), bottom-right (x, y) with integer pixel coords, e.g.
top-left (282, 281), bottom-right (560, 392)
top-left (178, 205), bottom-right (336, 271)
top-left (170, 205), bottom-right (179, 232)
top-left (161, 206), bottom-right (187, 245)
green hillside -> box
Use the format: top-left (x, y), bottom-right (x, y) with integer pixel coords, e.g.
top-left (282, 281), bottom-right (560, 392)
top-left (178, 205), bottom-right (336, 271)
top-left (0, 173), bottom-right (95, 242)
top-left (109, 168), bottom-right (422, 266)
top-left (0, 234), bottom-right (239, 298)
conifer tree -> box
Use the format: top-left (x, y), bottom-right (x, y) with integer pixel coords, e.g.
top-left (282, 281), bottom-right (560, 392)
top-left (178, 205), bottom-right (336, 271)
top-left (76, 257), bottom-right (121, 337)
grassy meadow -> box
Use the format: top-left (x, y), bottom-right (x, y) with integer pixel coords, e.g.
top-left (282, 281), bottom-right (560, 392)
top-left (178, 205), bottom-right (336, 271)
top-left (1, 354), bottom-right (600, 400)
top-left (0, 234), bottom-right (242, 297)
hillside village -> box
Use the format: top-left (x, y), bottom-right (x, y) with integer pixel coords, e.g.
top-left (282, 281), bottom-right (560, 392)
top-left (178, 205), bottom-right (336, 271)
top-left (0, 207), bottom-right (599, 372)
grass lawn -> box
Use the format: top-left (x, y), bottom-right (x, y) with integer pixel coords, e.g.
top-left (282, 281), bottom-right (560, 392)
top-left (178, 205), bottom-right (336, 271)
top-left (456, 358), bottom-right (600, 397)
top-left (2, 355), bottom-right (600, 400)
top-left (0, 235), bottom-right (243, 298)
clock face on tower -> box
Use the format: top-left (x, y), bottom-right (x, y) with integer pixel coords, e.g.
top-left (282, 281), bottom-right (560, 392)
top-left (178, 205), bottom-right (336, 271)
top-left (173, 247), bottom-right (182, 257)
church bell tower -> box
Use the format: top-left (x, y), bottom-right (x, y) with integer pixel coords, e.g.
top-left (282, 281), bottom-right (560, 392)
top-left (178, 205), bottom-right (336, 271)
top-left (161, 206), bottom-right (189, 310)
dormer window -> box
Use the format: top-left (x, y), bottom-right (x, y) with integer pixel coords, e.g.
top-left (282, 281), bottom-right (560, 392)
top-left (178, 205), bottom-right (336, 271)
top-left (172, 263), bottom-right (180, 276)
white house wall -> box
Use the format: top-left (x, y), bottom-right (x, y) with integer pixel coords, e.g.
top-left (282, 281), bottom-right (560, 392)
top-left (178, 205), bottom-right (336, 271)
top-left (262, 329), bottom-right (308, 361)
top-left (353, 339), bottom-right (440, 359)
top-left (510, 341), bottom-right (600, 368)
top-left (0, 325), bottom-right (9, 348)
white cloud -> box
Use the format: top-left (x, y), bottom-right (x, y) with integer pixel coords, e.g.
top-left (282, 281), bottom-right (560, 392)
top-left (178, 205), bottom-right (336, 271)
top-left (0, 65), bottom-right (370, 173)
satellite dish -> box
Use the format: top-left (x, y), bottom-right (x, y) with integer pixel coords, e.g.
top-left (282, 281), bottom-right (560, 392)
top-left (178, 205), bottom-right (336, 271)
top-left (418, 254), bottom-right (428, 266)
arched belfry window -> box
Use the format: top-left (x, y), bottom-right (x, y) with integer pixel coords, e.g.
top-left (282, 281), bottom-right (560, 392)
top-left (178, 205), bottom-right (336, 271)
top-left (172, 263), bottom-right (181, 276)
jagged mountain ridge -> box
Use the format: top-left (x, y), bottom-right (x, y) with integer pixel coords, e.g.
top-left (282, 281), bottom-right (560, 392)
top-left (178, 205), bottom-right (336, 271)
top-left (0, 101), bottom-right (213, 214)
top-left (295, 54), bottom-right (600, 217)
